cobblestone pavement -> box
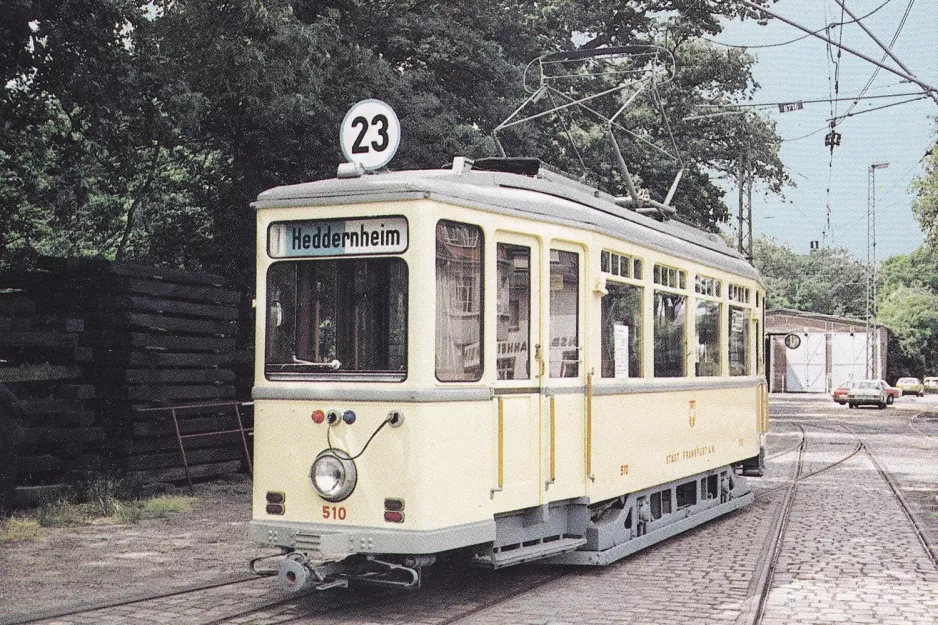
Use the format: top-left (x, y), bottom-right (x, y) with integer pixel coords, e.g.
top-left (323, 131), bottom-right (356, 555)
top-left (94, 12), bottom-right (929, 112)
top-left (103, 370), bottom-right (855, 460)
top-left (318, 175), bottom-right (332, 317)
top-left (21, 394), bottom-right (938, 625)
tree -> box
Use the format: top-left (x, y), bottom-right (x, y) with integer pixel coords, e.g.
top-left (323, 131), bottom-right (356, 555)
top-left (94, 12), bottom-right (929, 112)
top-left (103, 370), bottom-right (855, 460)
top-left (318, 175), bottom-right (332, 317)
top-left (877, 286), bottom-right (938, 376)
top-left (1, 0), bottom-right (789, 288)
top-left (877, 246), bottom-right (938, 376)
top-left (912, 143), bottom-right (938, 248)
top-left (753, 237), bottom-right (866, 318)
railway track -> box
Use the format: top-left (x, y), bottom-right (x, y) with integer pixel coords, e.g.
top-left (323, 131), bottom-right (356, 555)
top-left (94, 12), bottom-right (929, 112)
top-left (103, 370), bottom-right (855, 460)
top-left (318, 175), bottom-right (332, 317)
top-left (6, 574), bottom-right (264, 625)
top-left (742, 415), bottom-right (938, 625)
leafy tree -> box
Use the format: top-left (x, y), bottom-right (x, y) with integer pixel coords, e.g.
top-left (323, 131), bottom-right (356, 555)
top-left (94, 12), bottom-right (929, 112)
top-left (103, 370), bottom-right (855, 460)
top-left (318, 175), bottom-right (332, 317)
top-left (1, 0), bottom-right (789, 288)
top-left (912, 143), bottom-right (938, 248)
top-left (877, 286), bottom-right (938, 376)
top-left (876, 246), bottom-right (938, 377)
top-left (753, 237), bottom-right (866, 318)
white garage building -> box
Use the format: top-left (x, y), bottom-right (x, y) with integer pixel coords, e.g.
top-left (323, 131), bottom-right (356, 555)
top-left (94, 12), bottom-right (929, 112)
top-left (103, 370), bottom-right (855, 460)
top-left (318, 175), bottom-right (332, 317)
top-left (765, 308), bottom-right (889, 393)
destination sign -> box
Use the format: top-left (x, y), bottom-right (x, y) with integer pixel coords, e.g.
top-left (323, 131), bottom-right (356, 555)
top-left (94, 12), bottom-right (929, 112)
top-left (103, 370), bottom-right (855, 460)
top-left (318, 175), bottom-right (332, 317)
top-left (268, 217), bottom-right (408, 258)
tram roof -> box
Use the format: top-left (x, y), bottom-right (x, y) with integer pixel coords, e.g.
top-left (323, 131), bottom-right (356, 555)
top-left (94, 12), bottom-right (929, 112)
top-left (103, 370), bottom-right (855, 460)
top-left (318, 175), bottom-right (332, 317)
top-left (254, 159), bottom-right (762, 285)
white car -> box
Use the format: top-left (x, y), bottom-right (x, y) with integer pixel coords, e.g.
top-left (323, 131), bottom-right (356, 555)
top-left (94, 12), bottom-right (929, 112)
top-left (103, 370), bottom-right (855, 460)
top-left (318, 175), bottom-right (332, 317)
top-left (847, 380), bottom-right (889, 409)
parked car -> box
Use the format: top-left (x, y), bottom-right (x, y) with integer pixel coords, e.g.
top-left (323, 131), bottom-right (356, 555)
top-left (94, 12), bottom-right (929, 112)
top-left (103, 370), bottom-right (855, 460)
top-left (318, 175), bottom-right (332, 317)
top-left (877, 380), bottom-right (902, 404)
top-left (848, 379), bottom-right (890, 409)
top-left (924, 377), bottom-right (938, 393)
top-left (832, 381), bottom-right (856, 405)
top-left (896, 377), bottom-right (925, 397)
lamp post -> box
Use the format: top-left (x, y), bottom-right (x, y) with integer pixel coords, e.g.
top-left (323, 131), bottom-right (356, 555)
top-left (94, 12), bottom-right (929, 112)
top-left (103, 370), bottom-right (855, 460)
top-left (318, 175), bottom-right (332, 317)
top-left (867, 162), bottom-right (888, 378)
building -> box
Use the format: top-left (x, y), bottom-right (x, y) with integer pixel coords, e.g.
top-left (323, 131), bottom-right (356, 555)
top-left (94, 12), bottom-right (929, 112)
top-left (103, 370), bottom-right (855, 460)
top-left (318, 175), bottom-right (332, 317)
top-left (765, 308), bottom-right (888, 393)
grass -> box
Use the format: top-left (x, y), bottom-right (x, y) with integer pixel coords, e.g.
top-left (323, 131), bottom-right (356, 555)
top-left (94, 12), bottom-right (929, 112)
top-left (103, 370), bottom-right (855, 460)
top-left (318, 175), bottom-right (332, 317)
top-left (143, 495), bottom-right (196, 517)
top-left (19, 476), bottom-right (197, 527)
top-left (1, 518), bottom-right (41, 543)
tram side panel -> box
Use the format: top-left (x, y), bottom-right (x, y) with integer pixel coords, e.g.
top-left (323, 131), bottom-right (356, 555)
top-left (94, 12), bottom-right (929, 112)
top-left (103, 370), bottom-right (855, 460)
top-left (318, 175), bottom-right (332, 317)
top-left (588, 385), bottom-right (762, 503)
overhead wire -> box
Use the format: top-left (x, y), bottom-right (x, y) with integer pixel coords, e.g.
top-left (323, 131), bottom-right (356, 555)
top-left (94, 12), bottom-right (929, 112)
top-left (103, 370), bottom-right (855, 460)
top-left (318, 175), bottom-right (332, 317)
top-left (823, 0), bottom-right (845, 244)
top-left (703, 0), bottom-right (895, 49)
top-left (837, 0), bottom-right (915, 122)
top-left (694, 90), bottom-right (923, 109)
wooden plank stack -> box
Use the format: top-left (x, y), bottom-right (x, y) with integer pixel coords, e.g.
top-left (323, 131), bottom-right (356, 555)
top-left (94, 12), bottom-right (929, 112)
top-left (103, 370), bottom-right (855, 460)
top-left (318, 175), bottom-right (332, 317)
top-left (0, 278), bottom-right (99, 504)
top-left (0, 259), bottom-right (251, 499)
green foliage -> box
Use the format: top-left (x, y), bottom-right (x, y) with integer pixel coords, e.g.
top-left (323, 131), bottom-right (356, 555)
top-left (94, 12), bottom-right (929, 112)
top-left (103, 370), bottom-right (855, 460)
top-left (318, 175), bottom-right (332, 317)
top-left (877, 246), bottom-right (938, 377)
top-left (753, 237), bottom-right (866, 319)
top-left (1, 517), bottom-right (41, 543)
top-left (912, 141), bottom-right (938, 248)
top-left (144, 495), bottom-right (196, 517)
top-left (877, 286), bottom-right (938, 376)
top-left (36, 499), bottom-right (88, 527)
top-left (1, 0), bottom-right (789, 285)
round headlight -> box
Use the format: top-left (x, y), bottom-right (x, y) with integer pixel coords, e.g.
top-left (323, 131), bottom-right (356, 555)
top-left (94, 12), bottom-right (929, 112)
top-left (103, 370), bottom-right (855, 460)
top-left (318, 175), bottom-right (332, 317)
top-left (310, 449), bottom-right (357, 502)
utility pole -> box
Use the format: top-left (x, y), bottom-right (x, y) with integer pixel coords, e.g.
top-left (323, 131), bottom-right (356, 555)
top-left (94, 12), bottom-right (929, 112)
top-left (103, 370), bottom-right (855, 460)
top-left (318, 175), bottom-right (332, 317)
top-left (737, 145), bottom-right (753, 262)
top-left (867, 162), bottom-right (888, 378)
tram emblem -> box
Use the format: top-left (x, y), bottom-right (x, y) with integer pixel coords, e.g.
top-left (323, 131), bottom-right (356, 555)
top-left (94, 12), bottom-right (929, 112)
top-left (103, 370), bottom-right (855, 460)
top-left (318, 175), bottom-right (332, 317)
top-left (688, 400), bottom-right (697, 428)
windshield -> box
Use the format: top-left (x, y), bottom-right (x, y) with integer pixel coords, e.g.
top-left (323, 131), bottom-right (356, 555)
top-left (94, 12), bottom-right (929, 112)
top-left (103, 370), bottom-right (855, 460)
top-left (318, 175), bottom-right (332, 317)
top-left (857, 381), bottom-right (878, 389)
top-left (265, 258), bottom-right (407, 380)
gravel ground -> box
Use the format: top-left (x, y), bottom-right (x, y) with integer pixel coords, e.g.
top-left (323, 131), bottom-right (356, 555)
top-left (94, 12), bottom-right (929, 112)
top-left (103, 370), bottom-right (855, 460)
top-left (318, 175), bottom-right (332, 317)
top-left (0, 474), bottom-right (271, 625)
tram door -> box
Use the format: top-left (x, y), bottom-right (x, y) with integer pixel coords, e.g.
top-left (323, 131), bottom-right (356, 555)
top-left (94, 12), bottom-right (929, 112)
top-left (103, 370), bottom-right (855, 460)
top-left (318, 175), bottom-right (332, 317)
top-left (542, 243), bottom-right (587, 502)
top-left (493, 234), bottom-right (543, 511)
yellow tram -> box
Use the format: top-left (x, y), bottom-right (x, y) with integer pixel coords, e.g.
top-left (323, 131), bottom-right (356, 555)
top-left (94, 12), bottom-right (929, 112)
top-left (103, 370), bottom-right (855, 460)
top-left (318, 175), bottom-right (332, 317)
top-left (250, 156), bottom-right (769, 590)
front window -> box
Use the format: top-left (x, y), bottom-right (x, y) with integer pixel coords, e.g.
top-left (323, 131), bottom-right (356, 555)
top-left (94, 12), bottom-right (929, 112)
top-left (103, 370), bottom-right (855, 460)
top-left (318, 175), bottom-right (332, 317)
top-left (436, 221), bottom-right (483, 382)
top-left (265, 258), bottom-right (408, 380)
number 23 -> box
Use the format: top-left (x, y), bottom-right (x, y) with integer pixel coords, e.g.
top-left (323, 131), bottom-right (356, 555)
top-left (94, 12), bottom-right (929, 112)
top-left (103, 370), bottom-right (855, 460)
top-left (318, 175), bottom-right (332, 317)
top-left (351, 114), bottom-right (389, 154)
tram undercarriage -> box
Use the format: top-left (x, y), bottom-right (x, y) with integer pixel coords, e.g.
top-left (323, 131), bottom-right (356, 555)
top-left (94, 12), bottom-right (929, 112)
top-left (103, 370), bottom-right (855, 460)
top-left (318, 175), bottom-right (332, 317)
top-left (262, 465), bottom-right (752, 591)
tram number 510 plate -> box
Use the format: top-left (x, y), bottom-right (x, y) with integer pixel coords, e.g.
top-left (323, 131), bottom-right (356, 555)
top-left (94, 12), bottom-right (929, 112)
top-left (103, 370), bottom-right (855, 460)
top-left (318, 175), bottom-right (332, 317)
top-left (340, 99), bottom-right (401, 171)
top-left (323, 505), bottom-right (347, 520)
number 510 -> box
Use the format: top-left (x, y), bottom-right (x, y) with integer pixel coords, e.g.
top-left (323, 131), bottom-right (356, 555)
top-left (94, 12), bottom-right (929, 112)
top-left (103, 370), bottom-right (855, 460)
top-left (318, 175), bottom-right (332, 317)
top-left (322, 505), bottom-right (347, 520)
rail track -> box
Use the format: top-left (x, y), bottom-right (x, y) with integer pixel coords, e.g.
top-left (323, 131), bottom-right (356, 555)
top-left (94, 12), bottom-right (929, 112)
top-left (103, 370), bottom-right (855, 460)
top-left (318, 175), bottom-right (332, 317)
top-left (742, 414), bottom-right (938, 625)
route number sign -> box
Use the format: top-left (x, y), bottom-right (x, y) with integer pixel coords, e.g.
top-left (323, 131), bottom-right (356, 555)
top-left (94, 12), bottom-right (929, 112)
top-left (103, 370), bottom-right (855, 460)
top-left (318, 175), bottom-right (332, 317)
top-left (778, 101), bottom-right (804, 113)
top-left (340, 99), bottom-right (401, 171)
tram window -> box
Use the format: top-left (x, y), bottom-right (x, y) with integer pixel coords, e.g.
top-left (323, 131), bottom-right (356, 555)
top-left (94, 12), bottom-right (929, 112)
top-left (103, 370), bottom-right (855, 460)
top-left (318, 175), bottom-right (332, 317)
top-left (654, 291), bottom-right (686, 377)
top-left (695, 300), bottom-right (721, 377)
top-left (550, 250), bottom-right (579, 378)
top-left (650, 491), bottom-right (662, 520)
top-left (601, 283), bottom-right (642, 378)
top-left (729, 306), bottom-right (750, 376)
top-left (436, 221), bottom-right (484, 382)
top-left (496, 244), bottom-right (530, 380)
top-left (661, 490), bottom-right (672, 514)
top-left (265, 258), bottom-right (407, 380)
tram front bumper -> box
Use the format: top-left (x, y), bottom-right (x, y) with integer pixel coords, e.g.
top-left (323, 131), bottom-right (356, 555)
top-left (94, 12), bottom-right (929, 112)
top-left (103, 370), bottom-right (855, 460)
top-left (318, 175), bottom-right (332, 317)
top-left (250, 519), bottom-right (496, 558)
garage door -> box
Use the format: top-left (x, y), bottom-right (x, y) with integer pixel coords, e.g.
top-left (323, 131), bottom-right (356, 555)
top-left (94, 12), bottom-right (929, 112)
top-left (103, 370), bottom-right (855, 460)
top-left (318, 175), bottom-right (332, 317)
top-left (831, 333), bottom-right (868, 386)
top-left (785, 333), bottom-right (827, 392)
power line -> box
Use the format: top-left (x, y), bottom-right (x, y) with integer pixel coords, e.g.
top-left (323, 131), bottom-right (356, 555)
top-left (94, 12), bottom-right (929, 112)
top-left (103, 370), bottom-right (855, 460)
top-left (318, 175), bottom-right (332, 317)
top-left (837, 0), bottom-right (916, 122)
top-left (827, 95), bottom-right (928, 121)
top-left (703, 0), bottom-right (895, 49)
top-left (695, 90), bottom-right (923, 109)
top-left (732, 0), bottom-right (938, 99)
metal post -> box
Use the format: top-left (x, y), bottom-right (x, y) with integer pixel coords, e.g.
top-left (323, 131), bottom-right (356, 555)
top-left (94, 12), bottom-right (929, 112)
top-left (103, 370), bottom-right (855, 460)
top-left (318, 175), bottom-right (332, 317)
top-left (738, 154), bottom-right (745, 254)
top-left (170, 407), bottom-right (194, 494)
top-left (867, 162), bottom-right (888, 378)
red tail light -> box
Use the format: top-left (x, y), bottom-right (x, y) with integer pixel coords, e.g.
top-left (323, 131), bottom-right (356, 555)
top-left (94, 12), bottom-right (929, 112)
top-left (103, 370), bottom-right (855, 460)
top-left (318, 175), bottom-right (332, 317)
top-left (384, 511), bottom-right (404, 523)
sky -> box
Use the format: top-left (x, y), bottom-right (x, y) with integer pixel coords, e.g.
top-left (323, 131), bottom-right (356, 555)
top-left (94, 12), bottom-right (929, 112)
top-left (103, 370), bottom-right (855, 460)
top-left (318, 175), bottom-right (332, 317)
top-left (711, 0), bottom-right (937, 263)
